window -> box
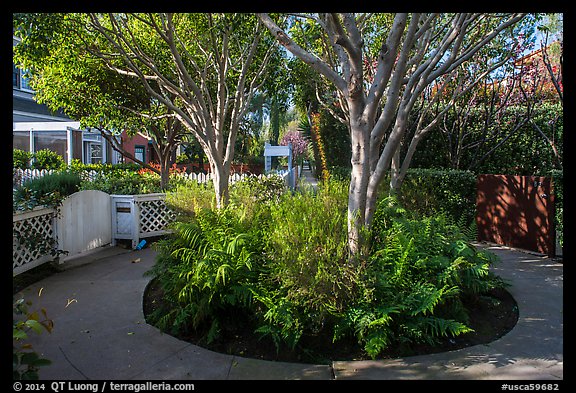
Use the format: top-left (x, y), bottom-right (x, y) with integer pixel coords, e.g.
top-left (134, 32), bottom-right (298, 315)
top-left (13, 64), bottom-right (20, 88)
top-left (83, 141), bottom-right (103, 164)
top-left (90, 143), bottom-right (103, 164)
top-left (34, 131), bottom-right (68, 162)
top-left (13, 131), bottom-right (30, 151)
top-left (20, 71), bottom-right (32, 91)
top-left (13, 64), bottom-right (33, 91)
top-left (134, 145), bottom-right (145, 163)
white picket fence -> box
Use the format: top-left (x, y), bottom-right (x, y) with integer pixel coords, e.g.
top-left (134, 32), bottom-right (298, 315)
top-left (13, 168), bottom-right (99, 187)
top-left (13, 168), bottom-right (291, 188)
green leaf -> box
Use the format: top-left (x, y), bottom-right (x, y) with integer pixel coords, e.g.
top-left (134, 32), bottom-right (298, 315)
top-left (20, 352), bottom-right (40, 365)
top-left (13, 328), bottom-right (28, 340)
top-left (25, 319), bottom-right (44, 335)
top-left (32, 358), bottom-right (52, 367)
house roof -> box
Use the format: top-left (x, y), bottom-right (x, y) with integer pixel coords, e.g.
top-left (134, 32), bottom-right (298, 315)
top-left (13, 95), bottom-right (70, 120)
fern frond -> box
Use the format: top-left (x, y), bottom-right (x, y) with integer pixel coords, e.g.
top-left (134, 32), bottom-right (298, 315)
top-left (422, 316), bottom-right (474, 338)
top-left (364, 333), bottom-right (391, 359)
top-left (408, 283), bottom-right (459, 316)
top-left (215, 263), bottom-right (231, 285)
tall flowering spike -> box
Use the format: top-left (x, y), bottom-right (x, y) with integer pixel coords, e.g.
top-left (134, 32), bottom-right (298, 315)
top-left (308, 113), bottom-right (330, 182)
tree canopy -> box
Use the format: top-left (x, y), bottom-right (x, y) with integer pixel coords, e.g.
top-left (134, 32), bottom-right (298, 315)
top-left (14, 13), bottom-right (285, 200)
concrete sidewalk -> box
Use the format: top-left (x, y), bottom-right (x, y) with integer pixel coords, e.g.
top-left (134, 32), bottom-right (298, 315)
top-left (14, 243), bottom-right (562, 380)
top-left (298, 167), bottom-right (318, 191)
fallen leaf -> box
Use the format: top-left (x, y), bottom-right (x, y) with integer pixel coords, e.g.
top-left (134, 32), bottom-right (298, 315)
top-left (131, 258), bottom-right (141, 264)
top-left (66, 299), bottom-right (77, 308)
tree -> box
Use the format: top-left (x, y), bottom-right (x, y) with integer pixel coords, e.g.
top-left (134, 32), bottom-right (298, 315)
top-left (84, 13), bottom-right (282, 207)
top-left (537, 13), bottom-right (563, 104)
top-left (396, 13), bottom-right (562, 176)
top-left (258, 13), bottom-right (527, 256)
top-left (407, 14), bottom-right (562, 175)
top-left (15, 13), bottom-right (282, 205)
top-left (13, 13), bottom-right (182, 189)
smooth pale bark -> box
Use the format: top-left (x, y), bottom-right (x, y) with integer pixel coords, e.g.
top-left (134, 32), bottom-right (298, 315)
top-left (259, 13), bottom-right (526, 257)
top-left (347, 105), bottom-right (371, 254)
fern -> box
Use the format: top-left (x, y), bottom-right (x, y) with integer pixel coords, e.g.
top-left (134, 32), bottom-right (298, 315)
top-left (146, 206), bottom-right (266, 343)
top-left (422, 316), bottom-right (474, 338)
top-left (453, 214), bottom-right (478, 242)
top-left (364, 333), bottom-right (392, 359)
top-left (407, 283), bottom-right (460, 317)
top-left (252, 289), bottom-right (304, 352)
top-left (146, 178), bottom-right (509, 360)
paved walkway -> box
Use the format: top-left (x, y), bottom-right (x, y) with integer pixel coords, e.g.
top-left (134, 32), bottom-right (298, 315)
top-left (298, 167), bottom-right (318, 191)
top-left (14, 242), bottom-right (562, 380)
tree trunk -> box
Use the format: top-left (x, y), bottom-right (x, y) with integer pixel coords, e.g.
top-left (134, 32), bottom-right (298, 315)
top-left (211, 160), bottom-right (230, 209)
top-left (346, 100), bottom-right (370, 257)
top-left (390, 130), bottom-right (424, 194)
top-left (160, 157), bottom-right (170, 190)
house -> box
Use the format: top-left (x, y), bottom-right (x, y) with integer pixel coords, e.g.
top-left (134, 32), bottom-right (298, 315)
top-left (120, 131), bottom-right (159, 165)
top-left (12, 35), bottom-right (154, 167)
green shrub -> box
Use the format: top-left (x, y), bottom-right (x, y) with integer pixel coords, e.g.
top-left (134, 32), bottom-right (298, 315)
top-left (31, 149), bottom-right (66, 170)
top-left (549, 169), bottom-right (563, 251)
top-left (394, 168), bottom-right (477, 226)
top-left (264, 180), bottom-right (353, 313)
top-left (334, 196), bottom-right (505, 358)
top-left (22, 171), bottom-right (81, 197)
top-left (68, 159), bottom-right (141, 174)
top-left (13, 149), bottom-right (32, 169)
top-left (325, 167), bottom-right (477, 225)
top-left (230, 174), bottom-right (286, 205)
top-left (147, 207), bottom-right (266, 343)
top-left (13, 298), bottom-right (53, 380)
top-left (14, 171), bottom-right (82, 211)
top-left (327, 165), bottom-right (352, 181)
top-left (165, 181), bottom-right (216, 218)
top-left (175, 153), bottom-right (191, 164)
top-left (252, 179), bottom-right (357, 350)
top-left (147, 177), bottom-right (505, 360)
top-left (79, 170), bottom-right (161, 195)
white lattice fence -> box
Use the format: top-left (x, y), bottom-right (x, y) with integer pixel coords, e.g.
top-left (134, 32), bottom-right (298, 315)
top-left (13, 207), bottom-right (57, 276)
top-left (136, 195), bottom-right (176, 235)
top-left (111, 193), bottom-right (175, 248)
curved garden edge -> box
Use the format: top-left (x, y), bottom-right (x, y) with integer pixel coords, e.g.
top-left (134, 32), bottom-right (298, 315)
top-left (142, 276), bottom-right (520, 365)
top-left (14, 244), bottom-right (560, 380)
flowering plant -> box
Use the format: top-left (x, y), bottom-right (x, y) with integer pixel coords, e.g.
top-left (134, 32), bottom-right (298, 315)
top-left (280, 131), bottom-right (309, 163)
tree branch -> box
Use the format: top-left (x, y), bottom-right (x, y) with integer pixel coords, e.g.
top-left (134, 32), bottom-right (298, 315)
top-left (257, 13), bottom-right (347, 92)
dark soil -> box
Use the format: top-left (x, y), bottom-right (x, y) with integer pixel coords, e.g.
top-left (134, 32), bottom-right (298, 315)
top-left (143, 278), bottom-right (519, 364)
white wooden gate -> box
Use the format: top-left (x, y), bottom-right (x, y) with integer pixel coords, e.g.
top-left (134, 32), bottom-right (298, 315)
top-left (56, 190), bottom-right (112, 261)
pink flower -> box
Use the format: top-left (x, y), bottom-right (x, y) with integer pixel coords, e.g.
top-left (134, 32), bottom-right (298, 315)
top-left (280, 130), bottom-right (309, 160)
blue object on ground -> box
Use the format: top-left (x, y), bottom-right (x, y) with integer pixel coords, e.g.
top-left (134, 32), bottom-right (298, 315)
top-left (135, 239), bottom-right (147, 250)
